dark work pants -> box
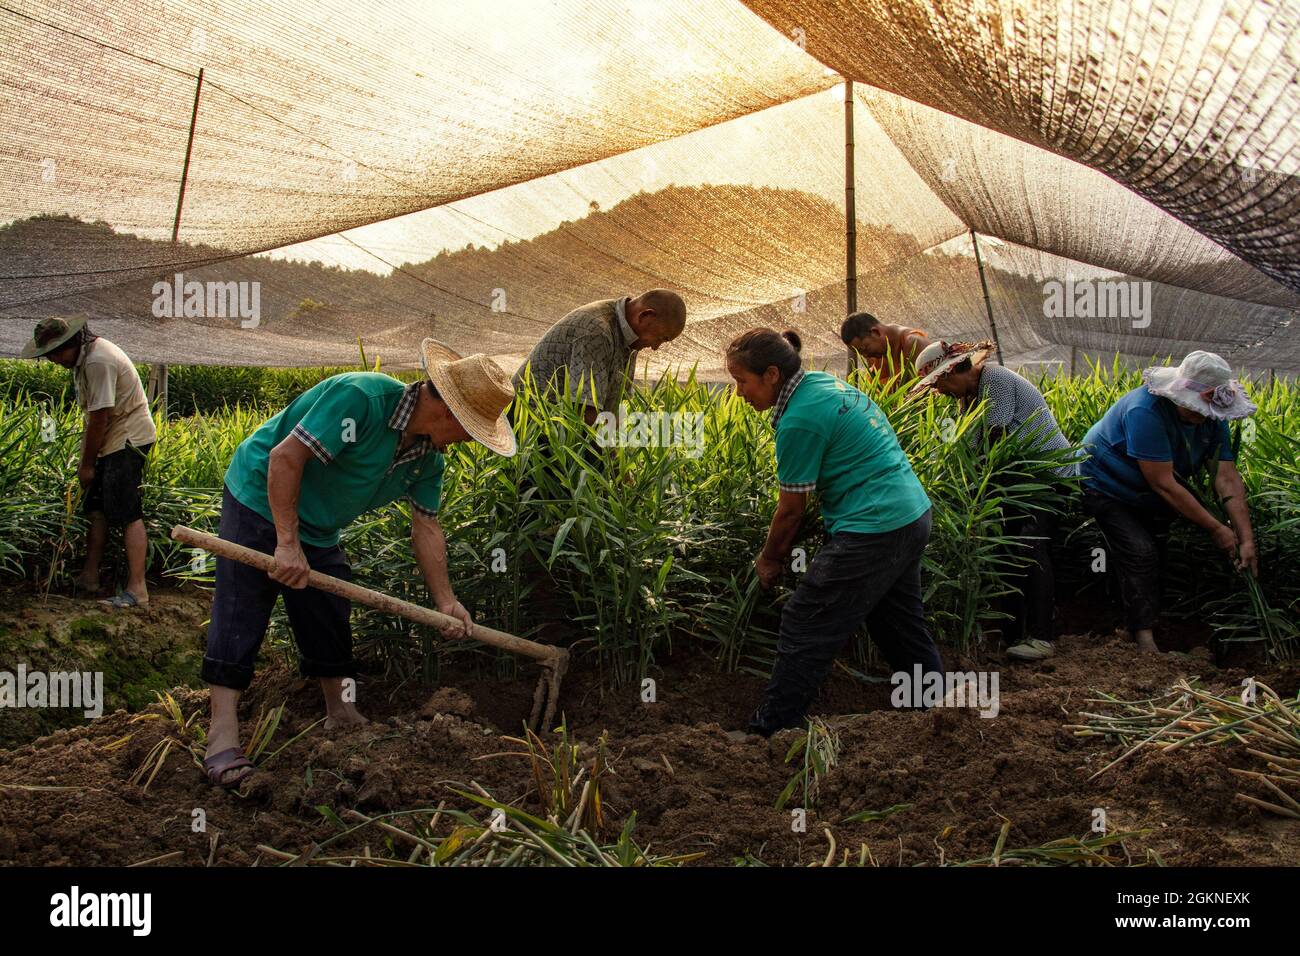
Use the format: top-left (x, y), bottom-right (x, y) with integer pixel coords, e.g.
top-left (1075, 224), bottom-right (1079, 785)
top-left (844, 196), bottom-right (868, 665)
top-left (1081, 490), bottom-right (1172, 633)
top-left (749, 508), bottom-right (944, 736)
top-left (201, 485), bottom-right (355, 691)
top-left (999, 506), bottom-right (1060, 646)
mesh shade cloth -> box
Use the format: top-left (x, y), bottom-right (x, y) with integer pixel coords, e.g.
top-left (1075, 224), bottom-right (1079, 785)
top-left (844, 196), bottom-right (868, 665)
top-left (0, 0), bottom-right (834, 304)
top-left (742, 0), bottom-right (1300, 294)
top-left (980, 239), bottom-right (1300, 371)
top-left (861, 87), bottom-right (1300, 310)
top-left (1, 0), bottom-right (1297, 375)
top-left (3, 89), bottom-right (977, 373)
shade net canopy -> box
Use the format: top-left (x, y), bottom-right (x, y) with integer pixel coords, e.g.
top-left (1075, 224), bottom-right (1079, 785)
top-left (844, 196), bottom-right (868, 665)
top-left (1, 0), bottom-right (1297, 377)
top-left (744, 0), bottom-right (1300, 296)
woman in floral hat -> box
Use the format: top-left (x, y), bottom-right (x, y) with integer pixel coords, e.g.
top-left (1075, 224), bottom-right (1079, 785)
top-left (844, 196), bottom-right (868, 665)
top-left (911, 340), bottom-right (1078, 661)
top-left (1079, 351), bottom-right (1259, 653)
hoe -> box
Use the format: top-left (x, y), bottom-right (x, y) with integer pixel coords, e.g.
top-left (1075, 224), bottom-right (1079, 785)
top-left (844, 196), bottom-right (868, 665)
top-left (170, 525), bottom-right (569, 730)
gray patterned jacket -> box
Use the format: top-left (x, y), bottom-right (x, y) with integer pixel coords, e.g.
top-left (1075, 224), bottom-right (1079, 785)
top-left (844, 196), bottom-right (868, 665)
top-left (513, 297), bottom-right (637, 412)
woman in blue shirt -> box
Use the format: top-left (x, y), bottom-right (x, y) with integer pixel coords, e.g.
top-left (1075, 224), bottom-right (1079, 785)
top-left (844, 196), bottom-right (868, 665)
top-left (726, 327), bottom-right (943, 736)
top-left (1079, 351), bottom-right (1259, 653)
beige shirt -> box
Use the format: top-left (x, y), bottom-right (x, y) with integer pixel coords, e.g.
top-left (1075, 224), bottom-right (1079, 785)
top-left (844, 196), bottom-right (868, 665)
top-left (74, 338), bottom-right (157, 457)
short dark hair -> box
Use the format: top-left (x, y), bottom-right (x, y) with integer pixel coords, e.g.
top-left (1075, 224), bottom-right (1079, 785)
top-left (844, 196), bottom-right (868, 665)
top-left (840, 312), bottom-right (880, 345)
top-left (726, 327), bottom-right (802, 381)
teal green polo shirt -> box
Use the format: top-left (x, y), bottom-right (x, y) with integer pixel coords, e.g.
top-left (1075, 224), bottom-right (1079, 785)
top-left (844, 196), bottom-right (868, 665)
top-left (225, 372), bottom-right (444, 547)
top-left (773, 370), bottom-right (930, 535)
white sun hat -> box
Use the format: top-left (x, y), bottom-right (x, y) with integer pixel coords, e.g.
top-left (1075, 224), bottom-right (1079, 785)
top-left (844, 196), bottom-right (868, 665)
top-left (1143, 350), bottom-right (1257, 421)
top-left (910, 340), bottom-right (996, 393)
top-left (419, 338), bottom-right (517, 456)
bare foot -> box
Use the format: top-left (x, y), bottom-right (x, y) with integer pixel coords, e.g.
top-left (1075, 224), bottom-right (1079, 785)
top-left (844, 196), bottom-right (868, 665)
top-left (1136, 634), bottom-right (1160, 654)
top-left (324, 708), bottom-right (369, 730)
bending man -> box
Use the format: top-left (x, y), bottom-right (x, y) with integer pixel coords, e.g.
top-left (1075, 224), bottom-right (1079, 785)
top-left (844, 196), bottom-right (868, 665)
top-left (201, 340), bottom-right (516, 787)
top-left (512, 289), bottom-right (686, 423)
top-left (840, 311), bottom-right (930, 388)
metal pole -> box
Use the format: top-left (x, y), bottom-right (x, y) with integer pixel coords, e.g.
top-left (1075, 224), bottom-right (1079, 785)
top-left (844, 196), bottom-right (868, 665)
top-left (153, 68), bottom-right (205, 417)
top-left (844, 79), bottom-right (857, 376)
top-left (970, 229), bottom-right (1004, 365)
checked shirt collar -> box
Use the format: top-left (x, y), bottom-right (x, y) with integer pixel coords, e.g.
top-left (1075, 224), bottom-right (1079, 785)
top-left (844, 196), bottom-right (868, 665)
top-left (769, 369), bottom-right (806, 428)
top-left (613, 296), bottom-right (636, 351)
top-left (387, 380), bottom-right (434, 475)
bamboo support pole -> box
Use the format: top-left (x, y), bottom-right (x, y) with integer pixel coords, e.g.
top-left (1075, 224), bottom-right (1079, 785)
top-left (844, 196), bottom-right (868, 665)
top-left (970, 229), bottom-right (1004, 365)
top-left (844, 79), bottom-right (858, 377)
top-left (170, 525), bottom-right (568, 728)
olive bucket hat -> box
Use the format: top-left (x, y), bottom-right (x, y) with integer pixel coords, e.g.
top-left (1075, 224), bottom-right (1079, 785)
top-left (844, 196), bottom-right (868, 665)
top-left (21, 316), bottom-right (87, 359)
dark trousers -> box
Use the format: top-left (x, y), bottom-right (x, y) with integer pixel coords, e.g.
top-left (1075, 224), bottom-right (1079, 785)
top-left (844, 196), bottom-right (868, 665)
top-left (1000, 506), bottom-right (1059, 645)
top-left (749, 509), bottom-right (944, 736)
top-left (1081, 490), bottom-right (1172, 633)
top-left (201, 485), bottom-right (355, 691)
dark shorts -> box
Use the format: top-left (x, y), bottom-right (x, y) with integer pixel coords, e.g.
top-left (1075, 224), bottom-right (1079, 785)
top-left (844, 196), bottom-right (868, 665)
top-left (85, 442), bottom-right (152, 526)
top-left (201, 485), bottom-right (355, 691)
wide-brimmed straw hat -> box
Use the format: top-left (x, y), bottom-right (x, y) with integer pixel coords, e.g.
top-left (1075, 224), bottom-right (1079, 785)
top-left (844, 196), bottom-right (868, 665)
top-left (21, 316), bottom-right (86, 358)
top-left (910, 340), bottom-right (996, 393)
top-left (1143, 350), bottom-right (1256, 421)
top-left (419, 338), bottom-right (517, 456)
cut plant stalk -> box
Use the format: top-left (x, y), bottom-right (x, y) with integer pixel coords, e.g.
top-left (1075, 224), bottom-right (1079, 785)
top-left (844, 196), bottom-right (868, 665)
top-left (1076, 679), bottom-right (1300, 812)
top-left (170, 524), bottom-right (569, 729)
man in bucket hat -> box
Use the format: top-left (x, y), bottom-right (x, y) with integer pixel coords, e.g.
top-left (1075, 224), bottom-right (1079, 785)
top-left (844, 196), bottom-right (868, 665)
top-left (22, 317), bottom-right (157, 607)
top-left (1079, 350), bottom-right (1258, 654)
top-left (200, 341), bottom-right (516, 788)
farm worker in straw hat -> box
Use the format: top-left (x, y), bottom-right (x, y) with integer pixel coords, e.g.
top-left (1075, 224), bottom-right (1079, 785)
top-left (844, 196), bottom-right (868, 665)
top-left (200, 340), bottom-right (516, 788)
top-left (22, 317), bottom-right (157, 608)
top-left (911, 340), bottom-right (1079, 662)
top-left (840, 311), bottom-right (930, 388)
top-left (1079, 350), bottom-right (1258, 655)
top-left (725, 327), bottom-right (943, 737)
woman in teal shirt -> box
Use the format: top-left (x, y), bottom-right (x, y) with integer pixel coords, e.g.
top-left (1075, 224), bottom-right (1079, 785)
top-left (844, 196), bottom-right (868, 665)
top-left (726, 328), bottom-right (943, 736)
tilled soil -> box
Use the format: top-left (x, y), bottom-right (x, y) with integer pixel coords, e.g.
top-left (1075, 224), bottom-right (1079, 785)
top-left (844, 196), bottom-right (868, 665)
top-left (2, 610), bottom-right (1297, 867)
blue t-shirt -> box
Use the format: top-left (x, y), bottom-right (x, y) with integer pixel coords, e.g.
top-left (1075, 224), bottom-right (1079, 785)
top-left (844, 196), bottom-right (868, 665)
top-left (775, 371), bottom-right (931, 535)
top-left (1080, 385), bottom-right (1234, 509)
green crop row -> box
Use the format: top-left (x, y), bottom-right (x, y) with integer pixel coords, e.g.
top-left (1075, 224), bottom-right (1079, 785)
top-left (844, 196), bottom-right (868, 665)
top-left (0, 357), bottom-right (417, 416)
top-left (1, 356), bottom-right (1295, 686)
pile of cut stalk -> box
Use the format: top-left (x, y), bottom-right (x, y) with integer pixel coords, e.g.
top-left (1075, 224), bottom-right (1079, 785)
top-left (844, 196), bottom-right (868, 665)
top-left (1073, 679), bottom-right (1300, 819)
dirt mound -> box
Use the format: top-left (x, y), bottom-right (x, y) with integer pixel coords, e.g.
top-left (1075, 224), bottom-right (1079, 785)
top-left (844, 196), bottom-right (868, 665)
top-left (2, 625), bottom-right (1297, 867)
top-left (0, 588), bottom-right (210, 748)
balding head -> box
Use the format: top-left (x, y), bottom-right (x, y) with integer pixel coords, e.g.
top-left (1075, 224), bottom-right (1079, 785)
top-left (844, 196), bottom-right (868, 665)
top-left (626, 289), bottom-right (686, 350)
